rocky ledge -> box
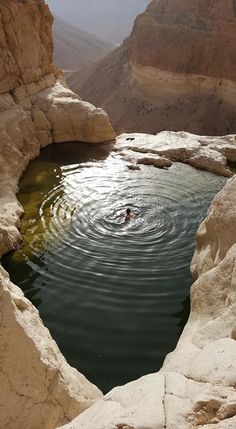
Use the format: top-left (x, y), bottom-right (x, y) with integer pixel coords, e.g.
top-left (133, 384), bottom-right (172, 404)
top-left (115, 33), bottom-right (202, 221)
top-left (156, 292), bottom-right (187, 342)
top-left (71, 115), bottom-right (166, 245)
top-left (114, 131), bottom-right (236, 177)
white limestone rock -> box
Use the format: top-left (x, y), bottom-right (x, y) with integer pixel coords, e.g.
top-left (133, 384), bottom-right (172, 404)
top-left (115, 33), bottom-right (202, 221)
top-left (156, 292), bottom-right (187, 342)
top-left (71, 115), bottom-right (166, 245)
top-left (118, 148), bottom-right (172, 168)
top-left (115, 132), bottom-right (236, 176)
top-left (164, 372), bottom-right (236, 428)
top-left (200, 416), bottom-right (236, 428)
top-left (191, 177), bottom-right (236, 278)
top-left (31, 81), bottom-right (115, 144)
top-left (0, 267), bottom-right (102, 429)
top-left (183, 338), bottom-right (236, 386)
top-left (58, 373), bottom-right (165, 429)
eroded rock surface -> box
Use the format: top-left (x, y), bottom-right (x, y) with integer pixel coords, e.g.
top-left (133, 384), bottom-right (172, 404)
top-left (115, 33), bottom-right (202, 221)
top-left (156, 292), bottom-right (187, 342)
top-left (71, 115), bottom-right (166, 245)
top-left (58, 175), bottom-right (236, 429)
top-left (115, 131), bottom-right (236, 176)
top-left (0, 266), bottom-right (102, 429)
top-left (70, 0), bottom-right (236, 135)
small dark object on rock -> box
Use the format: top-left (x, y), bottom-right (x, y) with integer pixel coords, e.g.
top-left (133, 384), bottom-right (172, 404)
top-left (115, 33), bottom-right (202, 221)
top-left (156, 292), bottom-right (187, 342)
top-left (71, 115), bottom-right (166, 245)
top-left (126, 137), bottom-right (135, 141)
top-left (127, 164), bottom-right (141, 171)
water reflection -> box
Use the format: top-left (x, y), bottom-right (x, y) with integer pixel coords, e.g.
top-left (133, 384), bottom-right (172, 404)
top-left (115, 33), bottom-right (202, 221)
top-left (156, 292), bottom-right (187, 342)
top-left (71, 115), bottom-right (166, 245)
top-left (2, 142), bottom-right (226, 393)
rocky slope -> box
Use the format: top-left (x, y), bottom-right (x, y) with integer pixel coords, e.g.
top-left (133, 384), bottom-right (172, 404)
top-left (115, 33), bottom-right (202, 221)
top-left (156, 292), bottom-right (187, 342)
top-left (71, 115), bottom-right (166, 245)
top-left (69, 0), bottom-right (236, 134)
top-left (53, 16), bottom-right (113, 71)
top-left (0, 0), bottom-right (114, 428)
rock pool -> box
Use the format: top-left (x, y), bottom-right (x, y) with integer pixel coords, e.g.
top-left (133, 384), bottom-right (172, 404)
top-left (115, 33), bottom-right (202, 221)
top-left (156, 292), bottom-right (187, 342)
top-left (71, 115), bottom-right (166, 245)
top-left (2, 142), bottom-right (226, 392)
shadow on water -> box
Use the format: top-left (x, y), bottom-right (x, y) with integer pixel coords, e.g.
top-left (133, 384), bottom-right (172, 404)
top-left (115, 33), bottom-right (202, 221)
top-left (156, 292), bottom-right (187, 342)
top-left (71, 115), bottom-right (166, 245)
top-left (2, 141), bottom-right (226, 393)
top-left (38, 141), bottom-right (114, 165)
top-left (173, 294), bottom-right (191, 334)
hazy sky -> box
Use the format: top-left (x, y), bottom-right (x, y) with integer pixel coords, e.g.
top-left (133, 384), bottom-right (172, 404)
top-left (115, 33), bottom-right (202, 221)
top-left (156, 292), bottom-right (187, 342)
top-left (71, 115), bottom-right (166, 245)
top-left (46, 0), bottom-right (150, 43)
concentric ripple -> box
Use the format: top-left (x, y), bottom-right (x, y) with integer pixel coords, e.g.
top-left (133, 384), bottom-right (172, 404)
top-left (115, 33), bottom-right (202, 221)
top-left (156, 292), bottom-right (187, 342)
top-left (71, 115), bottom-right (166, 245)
top-left (3, 144), bottom-right (226, 392)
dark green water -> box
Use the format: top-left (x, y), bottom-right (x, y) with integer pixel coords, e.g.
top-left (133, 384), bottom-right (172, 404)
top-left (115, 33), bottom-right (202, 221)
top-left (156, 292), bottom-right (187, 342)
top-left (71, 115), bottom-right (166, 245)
top-left (2, 142), bottom-right (226, 392)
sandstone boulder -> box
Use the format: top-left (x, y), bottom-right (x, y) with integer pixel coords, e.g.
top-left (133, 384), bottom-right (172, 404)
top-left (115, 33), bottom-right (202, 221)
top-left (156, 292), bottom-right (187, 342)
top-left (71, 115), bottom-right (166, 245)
top-left (31, 81), bottom-right (115, 144)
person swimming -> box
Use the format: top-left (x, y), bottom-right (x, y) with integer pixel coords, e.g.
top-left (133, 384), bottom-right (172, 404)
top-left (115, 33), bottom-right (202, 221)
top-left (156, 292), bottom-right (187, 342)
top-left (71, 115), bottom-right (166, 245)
top-left (125, 208), bottom-right (134, 221)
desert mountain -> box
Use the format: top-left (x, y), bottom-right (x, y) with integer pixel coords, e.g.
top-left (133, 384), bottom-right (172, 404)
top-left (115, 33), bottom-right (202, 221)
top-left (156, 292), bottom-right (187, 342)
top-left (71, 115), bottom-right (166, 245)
top-left (53, 16), bottom-right (113, 70)
top-left (46, 0), bottom-right (150, 43)
top-left (68, 0), bottom-right (236, 135)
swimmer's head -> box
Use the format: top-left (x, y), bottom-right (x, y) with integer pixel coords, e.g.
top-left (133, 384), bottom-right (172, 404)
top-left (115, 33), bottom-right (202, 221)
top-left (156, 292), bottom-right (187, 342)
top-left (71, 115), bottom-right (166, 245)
top-left (126, 208), bottom-right (131, 215)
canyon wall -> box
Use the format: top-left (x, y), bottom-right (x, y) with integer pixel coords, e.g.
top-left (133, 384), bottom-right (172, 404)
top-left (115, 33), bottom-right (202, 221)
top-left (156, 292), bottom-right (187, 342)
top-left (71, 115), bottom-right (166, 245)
top-left (70, 0), bottom-right (236, 135)
top-left (0, 0), bottom-right (115, 428)
top-left (1, 1), bottom-right (236, 429)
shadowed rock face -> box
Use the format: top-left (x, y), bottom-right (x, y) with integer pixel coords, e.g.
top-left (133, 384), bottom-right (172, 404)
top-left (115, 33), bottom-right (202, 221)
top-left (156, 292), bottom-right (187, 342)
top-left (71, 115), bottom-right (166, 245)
top-left (0, 0), bottom-right (53, 92)
top-left (69, 0), bottom-right (236, 135)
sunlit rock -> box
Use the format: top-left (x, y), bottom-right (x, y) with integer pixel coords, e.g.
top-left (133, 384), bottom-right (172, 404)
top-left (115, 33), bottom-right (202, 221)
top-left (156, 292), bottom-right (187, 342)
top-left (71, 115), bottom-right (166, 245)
top-left (0, 266), bottom-right (102, 429)
top-left (191, 176), bottom-right (236, 277)
top-left (58, 373), bottom-right (166, 429)
top-left (31, 81), bottom-right (115, 144)
top-left (115, 132), bottom-right (236, 176)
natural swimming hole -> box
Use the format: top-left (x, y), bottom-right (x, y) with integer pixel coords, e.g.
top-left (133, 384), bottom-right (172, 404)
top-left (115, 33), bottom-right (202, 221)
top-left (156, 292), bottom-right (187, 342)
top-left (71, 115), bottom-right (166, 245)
top-left (2, 142), bottom-right (226, 393)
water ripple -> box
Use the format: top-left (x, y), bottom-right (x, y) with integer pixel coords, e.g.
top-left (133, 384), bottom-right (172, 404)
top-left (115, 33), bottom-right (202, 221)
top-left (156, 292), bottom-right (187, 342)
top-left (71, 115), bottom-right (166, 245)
top-left (36, 161), bottom-right (216, 289)
top-left (3, 150), bottom-right (226, 392)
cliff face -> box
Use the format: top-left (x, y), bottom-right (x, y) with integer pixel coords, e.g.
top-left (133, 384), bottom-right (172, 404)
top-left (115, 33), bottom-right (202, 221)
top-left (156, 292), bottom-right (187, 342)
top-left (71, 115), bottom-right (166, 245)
top-left (70, 0), bottom-right (236, 134)
top-left (129, 0), bottom-right (236, 79)
top-left (0, 1), bottom-right (115, 428)
top-left (0, 0), bottom-right (53, 93)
